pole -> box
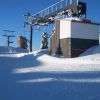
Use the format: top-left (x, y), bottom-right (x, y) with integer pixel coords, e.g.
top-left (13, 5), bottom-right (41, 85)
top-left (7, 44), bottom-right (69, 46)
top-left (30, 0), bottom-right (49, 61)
top-left (3, 30), bottom-right (15, 47)
top-left (7, 37), bottom-right (10, 46)
top-left (70, 0), bottom-right (72, 5)
top-left (30, 25), bottom-right (33, 52)
top-left (66, 0), bottom-right (68, 6)
top-left (24, 12), bottom-right (33, 52)
top-left (77, 0), bottom-right (79, 5)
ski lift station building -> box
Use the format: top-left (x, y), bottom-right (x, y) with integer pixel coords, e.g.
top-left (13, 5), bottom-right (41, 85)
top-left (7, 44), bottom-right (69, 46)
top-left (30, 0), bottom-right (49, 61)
top-left (50, 18), bottom-right (100, 58)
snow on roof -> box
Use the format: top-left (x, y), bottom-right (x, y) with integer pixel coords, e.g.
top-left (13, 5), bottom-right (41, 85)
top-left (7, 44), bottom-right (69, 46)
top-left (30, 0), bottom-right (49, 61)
top-left (56, 18), bottom-right (100, 25)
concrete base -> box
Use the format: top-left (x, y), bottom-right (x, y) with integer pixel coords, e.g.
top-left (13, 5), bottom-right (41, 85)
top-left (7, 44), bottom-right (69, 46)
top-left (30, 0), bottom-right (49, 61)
top-left (60, 38), bottom-right (99, 58)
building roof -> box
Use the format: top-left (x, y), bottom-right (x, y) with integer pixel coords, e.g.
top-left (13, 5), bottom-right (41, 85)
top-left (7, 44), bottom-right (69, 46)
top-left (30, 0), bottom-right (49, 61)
top-left (56, 18), bottom-right (100, 25)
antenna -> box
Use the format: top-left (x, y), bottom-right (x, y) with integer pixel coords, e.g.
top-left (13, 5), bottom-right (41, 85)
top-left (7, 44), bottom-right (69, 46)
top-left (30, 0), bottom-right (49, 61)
top-left (3, 30), bottom-right (15, 46)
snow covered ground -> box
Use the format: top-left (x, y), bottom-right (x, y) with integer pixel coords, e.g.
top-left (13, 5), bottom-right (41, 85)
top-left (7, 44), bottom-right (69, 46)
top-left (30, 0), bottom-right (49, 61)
top-left (0, 46), bottom-right (27, 54)
top-left (0, 46), bottom-right (100, 100)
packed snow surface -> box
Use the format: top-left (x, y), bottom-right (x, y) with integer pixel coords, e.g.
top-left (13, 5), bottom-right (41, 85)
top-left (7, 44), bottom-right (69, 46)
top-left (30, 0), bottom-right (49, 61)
top-left (0, 45), bottom-right (100, 100)
top-left (0, 46), bottom-right (27, 54)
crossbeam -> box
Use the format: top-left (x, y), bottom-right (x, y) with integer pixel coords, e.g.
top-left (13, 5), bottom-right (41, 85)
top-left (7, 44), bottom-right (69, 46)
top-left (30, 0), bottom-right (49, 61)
top-left (30, 0), bottom-right (86, 25)
top-left (24, 0), bottom-right (86, 51)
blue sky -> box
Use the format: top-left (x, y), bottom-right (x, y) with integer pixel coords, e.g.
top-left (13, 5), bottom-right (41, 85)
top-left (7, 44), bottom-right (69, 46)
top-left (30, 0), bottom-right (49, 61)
top-left (0, 0), bottom-right (100, 50)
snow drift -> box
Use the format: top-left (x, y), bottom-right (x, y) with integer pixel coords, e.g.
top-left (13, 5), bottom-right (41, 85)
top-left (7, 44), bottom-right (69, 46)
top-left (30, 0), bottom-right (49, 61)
top-left (0, 46), bottom-right (27, 54)
top-left (0, 45), bottom-right (100, 100)
top-left (80, 45), bottom-right (100, 56)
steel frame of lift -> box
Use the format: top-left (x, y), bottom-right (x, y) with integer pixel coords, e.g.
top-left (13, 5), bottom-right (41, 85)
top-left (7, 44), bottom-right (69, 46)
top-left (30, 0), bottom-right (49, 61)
top-left (24, 0), bottom-right (87, 51)
top-left (26, 0), bottom-right (86, 26)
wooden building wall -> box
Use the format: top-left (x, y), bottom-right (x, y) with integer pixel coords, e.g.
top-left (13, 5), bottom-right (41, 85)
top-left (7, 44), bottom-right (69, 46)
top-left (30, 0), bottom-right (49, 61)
top-left (60, 38), bottom-right (99, 58)
top-left (50, 19), bottom-right (99, 58)
top-left (50, 20), bottom-right (60, 55)
top-left (18, 36), bottom-right (27, 49)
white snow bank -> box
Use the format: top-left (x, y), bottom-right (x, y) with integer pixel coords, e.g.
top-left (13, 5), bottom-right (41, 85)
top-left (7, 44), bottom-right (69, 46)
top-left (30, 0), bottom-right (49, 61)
top-left (17, 78), bottom-right (56, 83)
top-left (17, 78), bottom-right (100, 83)
top-left (0, 46), bottom-right (27, 54)
top-left (12, 46), bottom-right (100, 74)
top-left (80, 45), bottom-right (100, 56)
top-left (1, 45), bottom-right (100, 100)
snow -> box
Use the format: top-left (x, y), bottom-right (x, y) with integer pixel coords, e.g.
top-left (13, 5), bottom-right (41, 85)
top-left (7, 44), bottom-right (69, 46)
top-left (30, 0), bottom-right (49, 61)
top-left (0, 46), bottom-right (27, 54)
top-left (80, 45), bottom-right (100, 56)
top-left (0, 46), bottom-right (100, 100)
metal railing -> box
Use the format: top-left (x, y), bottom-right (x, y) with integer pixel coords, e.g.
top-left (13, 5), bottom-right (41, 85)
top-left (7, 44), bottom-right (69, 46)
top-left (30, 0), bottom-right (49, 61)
top-left (32, 0), bottom-right (86, 18)
top-left (25, 0), bottom-right (86, 25)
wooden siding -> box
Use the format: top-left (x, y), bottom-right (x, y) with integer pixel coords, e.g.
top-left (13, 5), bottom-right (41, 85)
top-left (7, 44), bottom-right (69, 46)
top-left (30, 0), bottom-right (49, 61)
top-left (60, 38), bottom-right (71, 58)
top-left (71, 38), bottom-right (99, 57)
top-left (18, 36), bottom-right (27, 49)
top-left (50, 19), bottom-right (99, 58)
top-left (60, 38), bottom-right (99, 58)
top-left (50, 20), bottom-right (60, 55)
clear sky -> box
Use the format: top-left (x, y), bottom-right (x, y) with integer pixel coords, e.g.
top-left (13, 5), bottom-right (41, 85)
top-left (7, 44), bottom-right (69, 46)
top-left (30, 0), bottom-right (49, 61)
top-left (0, 0), bottom-right (100, 50)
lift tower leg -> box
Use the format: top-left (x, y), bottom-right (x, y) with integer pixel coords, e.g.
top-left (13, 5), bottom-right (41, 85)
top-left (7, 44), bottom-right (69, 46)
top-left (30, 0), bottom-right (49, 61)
top-left (30, 25), bottom-right (33, 52)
